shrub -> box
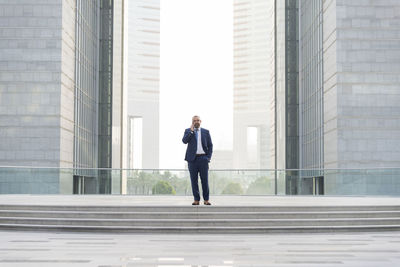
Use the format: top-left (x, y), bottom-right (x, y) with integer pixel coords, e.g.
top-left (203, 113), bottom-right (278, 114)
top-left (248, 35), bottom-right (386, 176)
top-left (152, 180), bottom-right (176, 195)
top-left (222, 182), bottom-right (244, 195)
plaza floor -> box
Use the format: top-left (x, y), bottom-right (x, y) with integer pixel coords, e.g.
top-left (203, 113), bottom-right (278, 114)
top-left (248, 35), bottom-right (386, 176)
top-left (1, 230), bottom-right (400, 267)
top-left (1, 194), bottom-right (400, 207)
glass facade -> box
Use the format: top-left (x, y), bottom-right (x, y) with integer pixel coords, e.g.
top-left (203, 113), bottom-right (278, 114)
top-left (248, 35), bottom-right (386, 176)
top-left (275, 0), bottom-right (324, 194)
top-left (275, 0), bottom-right (299, 194)
top-left (285, 0), bottom-right (299, 173)
top-left (275, 0), bottom-right (286, 173)
top-left (73, 0), bottom-right (117, 194)
top-left (299, 0), bottom-right (324, 175)
top-left (2, 166), bottom-right (400, 196)
top-left (73, 0), bottom-right (100, 193)
top-left (98, 0), bottom-right (114, 194)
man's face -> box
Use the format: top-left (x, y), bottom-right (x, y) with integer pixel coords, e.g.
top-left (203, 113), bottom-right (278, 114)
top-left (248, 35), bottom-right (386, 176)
top-left (192, 117), bottom-right (201, 128)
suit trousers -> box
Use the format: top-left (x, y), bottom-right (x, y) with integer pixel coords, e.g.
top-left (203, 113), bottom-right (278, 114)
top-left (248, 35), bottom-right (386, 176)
top-left (188, 155), bottom-right (209, 201)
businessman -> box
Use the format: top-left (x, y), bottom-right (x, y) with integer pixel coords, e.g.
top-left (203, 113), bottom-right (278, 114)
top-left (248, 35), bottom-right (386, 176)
top-left (182, 115), bottom-right (213, 205)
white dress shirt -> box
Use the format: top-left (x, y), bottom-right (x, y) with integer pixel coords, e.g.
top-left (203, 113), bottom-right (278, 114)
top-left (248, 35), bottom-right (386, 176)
top-left (195, 127), bottom-right (205, 154)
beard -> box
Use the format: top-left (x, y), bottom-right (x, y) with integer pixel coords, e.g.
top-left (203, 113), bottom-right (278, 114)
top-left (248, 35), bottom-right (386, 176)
top-left (194, 123), bottom-right (200, 128)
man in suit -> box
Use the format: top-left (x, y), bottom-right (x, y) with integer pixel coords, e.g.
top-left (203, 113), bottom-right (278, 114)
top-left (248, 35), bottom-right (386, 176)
top-left (182, 115), bottom-right (213, 205)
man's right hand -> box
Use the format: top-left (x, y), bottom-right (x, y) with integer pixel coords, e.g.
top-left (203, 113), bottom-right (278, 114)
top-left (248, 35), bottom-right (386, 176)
top-left (190, 124), bottom-right (194, 132)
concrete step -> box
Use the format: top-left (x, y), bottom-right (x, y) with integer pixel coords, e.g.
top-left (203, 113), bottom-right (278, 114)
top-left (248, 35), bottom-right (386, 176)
top-left (1, 204), bottom-right (399, 233)
top-left (1, 217), bottom-right (400, 227)
top-left (1, 210), bottom-right (400, 219)
top-left (0, 223), bottom-right (400, 233)
top-left (1, 205), bottom-right (400, 212)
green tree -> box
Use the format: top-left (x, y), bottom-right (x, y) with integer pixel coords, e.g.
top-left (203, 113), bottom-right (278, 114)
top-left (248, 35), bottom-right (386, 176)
top-left (161, 170), bottom-right (172, 180)
top-left (209, 172), bottom-right (234, 194)
top-left (222, 182), bottom-right (244, 195)
top-left (127, 171), bottom-right (157, 195)
top-left (169, 175), bottom-right (190, 195)
top-left (152, 180), bottom-right (176, 195)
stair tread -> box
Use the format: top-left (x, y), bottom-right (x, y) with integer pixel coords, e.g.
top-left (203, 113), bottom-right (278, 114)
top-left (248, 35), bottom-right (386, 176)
top-left (1, 216), bottom-right (400, 222)
top-left (5, 205), bottom-right (328, 208)
top-left (2, 210), bottom-right (400, 214)
top-left (0, 205), bottom-right (400, 211)
top-left (1, 204), bottom-right (399, 233)
top-left (1, 223), bottom-right (400, 229)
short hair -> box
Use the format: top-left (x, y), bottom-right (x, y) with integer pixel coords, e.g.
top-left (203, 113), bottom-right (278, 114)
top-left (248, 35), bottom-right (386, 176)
top-left (192, 115), bottom-right (201, 120)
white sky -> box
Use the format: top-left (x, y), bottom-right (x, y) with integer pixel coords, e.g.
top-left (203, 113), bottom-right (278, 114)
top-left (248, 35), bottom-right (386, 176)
top-left (160, 0), bottom-right (233, 169)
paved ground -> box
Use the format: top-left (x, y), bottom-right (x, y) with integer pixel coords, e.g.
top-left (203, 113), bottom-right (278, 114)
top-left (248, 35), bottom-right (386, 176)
top-left (1, 195), bottom-right (400, 266)
top-left (1, 230), bottom-right (400, 267)
top-left (1, 195), bottom-right (400, 206)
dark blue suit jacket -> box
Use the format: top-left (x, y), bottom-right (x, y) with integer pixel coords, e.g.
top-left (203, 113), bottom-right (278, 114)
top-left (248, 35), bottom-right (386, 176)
top-left (182, 128), bottom-right (213, 162)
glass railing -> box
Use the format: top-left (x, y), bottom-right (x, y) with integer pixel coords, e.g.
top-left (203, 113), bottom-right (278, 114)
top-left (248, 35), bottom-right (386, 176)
top-left (0, 166), bottom-right (399, 196)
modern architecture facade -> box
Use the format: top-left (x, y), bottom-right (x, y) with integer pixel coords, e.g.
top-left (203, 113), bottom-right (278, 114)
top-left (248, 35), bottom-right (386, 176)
top-left (321, 0), bottom-right (400, 194)
top-left (233, 0), bottom-right (275, 169)
top-left (275, 0), bottom-right (400, 195)
top-left (126, 0), bottom-right (160, 169)
top-left (275, 0), bottom-right (300, 194)
top-left (0, 0), bottom-right (125, 194)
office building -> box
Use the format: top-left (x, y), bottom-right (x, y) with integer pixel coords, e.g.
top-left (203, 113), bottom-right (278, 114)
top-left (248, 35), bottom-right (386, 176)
top-left (233, 0), bottom-right (275, 169)
top-left (125, 0), bottom-right (160, 169)
top-left (0, 0), bottom-right (125, 194)
top-left (275, 0), bottom-right (400, 195)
